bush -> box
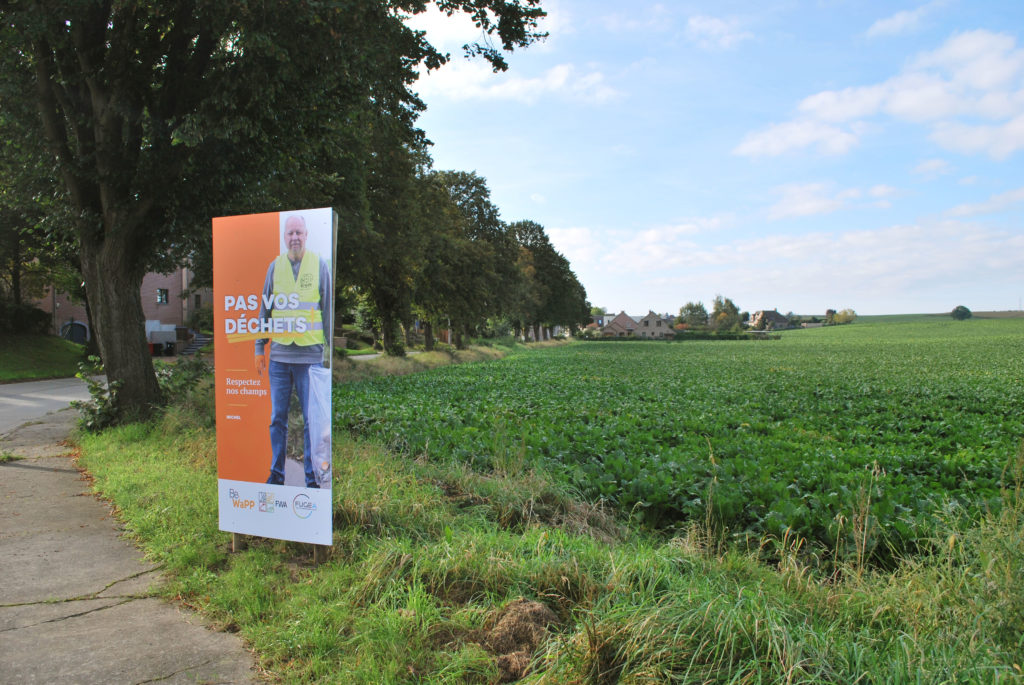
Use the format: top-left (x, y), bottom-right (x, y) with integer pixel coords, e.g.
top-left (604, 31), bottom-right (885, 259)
top-left (72, 356), bottom-right (123, 432)
top-left (951, 305), bottom-right (972, 320)
top-left (73, 354), bottom-right (212, 432)
top-left (0, 300), bottom-right (51, 334)
top-left (155, 356), bottom-right (211, 404)
top-left (188, 304), bottom-right (214, 332)
top-left (832, 308), bottom-right (857, 324)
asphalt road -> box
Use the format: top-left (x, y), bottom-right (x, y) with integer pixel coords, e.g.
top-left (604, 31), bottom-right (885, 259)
top-left (0, 377), bottom-right (92, 435)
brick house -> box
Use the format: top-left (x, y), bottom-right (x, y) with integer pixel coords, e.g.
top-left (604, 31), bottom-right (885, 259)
top-left (601, 311), bottom-right (638, 337)
top-left (749, 309), bottom-right (792, 330)
top-left (35, 267), bottom-right (211, 343)
top-left (636, 311), bottom-right (674, 339)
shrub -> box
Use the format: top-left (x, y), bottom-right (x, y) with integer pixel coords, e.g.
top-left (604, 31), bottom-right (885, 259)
top-left (155, 355), bottom-right (211, 404)
top-left (188, 304), bottom-right (214, 332)
top-left (832, 308), bottom-right (857, 324)
top-left (951, 305), bottom-right (972, 320)
top-left (73, 354), bottom-right (212, 432)
top-left (0, 300), bottom-right (51, 334)
top-left (72, 356), bottom-right (123, 432)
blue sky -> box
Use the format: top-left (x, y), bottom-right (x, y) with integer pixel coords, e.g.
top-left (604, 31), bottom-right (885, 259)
top-left (407, 1), bottom-right (1024, 316)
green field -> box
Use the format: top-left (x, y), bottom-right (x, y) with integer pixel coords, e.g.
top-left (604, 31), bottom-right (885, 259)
top-left (336, 318), bottom-right (1024, 564)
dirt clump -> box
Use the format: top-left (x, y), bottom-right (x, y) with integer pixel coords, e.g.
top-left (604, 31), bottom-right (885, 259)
top-left (483, 598), bottom-right (559, 682)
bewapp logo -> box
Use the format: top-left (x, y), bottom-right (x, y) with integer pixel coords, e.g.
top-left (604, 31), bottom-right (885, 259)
top-left (292, 493), bottom-right (317, 519)
top-left (230, 488), bottom-right (255, 510)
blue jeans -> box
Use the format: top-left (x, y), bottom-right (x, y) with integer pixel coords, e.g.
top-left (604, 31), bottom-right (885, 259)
top-left (267, 360), bottom-right (318, 487)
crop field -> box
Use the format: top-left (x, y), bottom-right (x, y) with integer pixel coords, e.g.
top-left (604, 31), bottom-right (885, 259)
top-left (335, 319), bottom-right (1024, 563)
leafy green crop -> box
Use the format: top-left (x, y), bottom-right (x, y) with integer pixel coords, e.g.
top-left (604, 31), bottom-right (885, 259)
top-left (334, 319), bottom-right (1024, 564)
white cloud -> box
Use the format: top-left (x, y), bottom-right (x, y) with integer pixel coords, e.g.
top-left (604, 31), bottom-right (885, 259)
top-left (913, 158), bottom-right (951, 175)
top-left (600, 4), bottom-right (673, 33)
top-left (530, 193), bottom-right (547, 204)
top-left (415, 60), bottom-right (620, 104)
top-left (930, 114), bottom-right (1024, 160)
top-left (547, 226), bottom-right (601, 267)
top-left (763, 183), bottom-right (899, 219)
top-left (686, 15), bottom-right (753, 50)
top-left (595, 216), bottom-right (731, 273)
top-left (588, 220), bottom-right (1024, 314)
top-left (734, 120), bottom-right (859, 157)
top-left (736, 30), bottom-right (1024, 159)
top-left (767, 183), bottom-right (848, 219)
top-left (913, 30), bottom-right (1024, 90)
top-left (867, 1), bottom-right (943, 38)
top-left (798, 85), bottom-right (887, 122)
top-left (948, 185), bottom-right (1024, 216)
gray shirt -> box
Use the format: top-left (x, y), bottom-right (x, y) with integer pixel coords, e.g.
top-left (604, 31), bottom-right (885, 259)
top-left (254, 253), bottom-right (332, 364)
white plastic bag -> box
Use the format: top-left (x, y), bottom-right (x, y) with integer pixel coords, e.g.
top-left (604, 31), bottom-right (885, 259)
top-left (307, 364), bottom-right (333, 488)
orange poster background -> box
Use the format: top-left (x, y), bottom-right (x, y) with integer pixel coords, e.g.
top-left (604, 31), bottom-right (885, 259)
top-left (213, 212), bottom-right (280, 483)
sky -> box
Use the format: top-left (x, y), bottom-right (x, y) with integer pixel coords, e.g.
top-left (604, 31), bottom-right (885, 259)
top-left (406, 1), bottom-right (1024, 316)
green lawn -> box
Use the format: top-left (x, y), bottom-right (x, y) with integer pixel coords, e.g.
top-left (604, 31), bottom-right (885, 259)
top-left (0, 333), bottom-right (85, 382)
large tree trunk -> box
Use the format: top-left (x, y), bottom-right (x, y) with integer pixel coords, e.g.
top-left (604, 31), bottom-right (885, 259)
top-left (532, 323), bottom-right (540, 343)
top-left (423, 320), bottom-right (434, 351)
top-left (79, 239), bottom-right (161, 416)
top-left (404, 320), bottom-right (415, 350)
top-left (381, 317), bottom-right (405, 356)
top-left (10, 237), bottom-right (22, 306)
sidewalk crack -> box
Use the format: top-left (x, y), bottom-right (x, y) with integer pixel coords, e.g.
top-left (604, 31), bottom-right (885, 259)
top-left (0, 565), bottom-right (164, 608)
top-left (0, 597), bottom-right (136, 633)
top-left (133, 658), bottom-right (234, 684)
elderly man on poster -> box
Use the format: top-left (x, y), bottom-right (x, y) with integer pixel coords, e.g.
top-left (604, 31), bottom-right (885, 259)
top-left (255, 214), bottom-right (333, 488)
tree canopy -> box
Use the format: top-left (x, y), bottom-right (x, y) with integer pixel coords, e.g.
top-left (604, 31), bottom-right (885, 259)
top-left (678, 301), bottom-right (709, 328)
top-left (710, 295), bottom-right (741, 331)
top-left (951, 305), bottom-right (972, 320)
top-left (0, 0), bottom-right (552, 418)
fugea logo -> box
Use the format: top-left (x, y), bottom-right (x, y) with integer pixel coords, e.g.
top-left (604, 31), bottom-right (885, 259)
top-left (292, 493), bottom-right (317, 519)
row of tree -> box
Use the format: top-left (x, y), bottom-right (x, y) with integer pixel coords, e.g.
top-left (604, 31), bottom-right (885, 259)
top-left (0, 0), bottom-right (589, 420)
top-left (354, 168), bottom-right (589, 355)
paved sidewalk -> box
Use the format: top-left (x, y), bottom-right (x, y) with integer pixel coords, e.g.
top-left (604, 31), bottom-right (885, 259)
top-left (0, 377), bottom-right (92, 434)
top-left (0, 411), bottom-right (258, 684)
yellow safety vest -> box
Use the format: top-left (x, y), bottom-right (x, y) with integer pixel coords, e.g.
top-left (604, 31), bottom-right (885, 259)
top-left (271, 250), bottom-right (324, 346)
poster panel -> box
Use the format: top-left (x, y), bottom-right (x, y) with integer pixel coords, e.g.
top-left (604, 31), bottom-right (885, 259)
top-left (212, 208), bottom-right (337, 545)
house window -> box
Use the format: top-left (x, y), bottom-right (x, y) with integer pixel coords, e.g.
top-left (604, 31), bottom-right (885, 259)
top-left (644, 320), bottom-right (649, 326)
top-left (194, 294), bottom-right (202, 308)
top-left (156, 288), bottom-right (169, 304)
top-left (656, 320), bottom-right (662, 327)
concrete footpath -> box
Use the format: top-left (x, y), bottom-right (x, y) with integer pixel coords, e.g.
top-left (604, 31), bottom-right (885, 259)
top-left (0, 408), bottom-right (259, 684)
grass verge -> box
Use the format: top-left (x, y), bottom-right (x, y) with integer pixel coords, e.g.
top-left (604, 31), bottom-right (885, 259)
top-left (332, 340), bottom-right (548, 384)
top-left (0, 333), bottom-right (84, 381)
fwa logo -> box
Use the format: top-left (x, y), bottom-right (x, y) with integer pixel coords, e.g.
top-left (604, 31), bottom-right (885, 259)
top-left (258, 491), bottom-right (275, 513)
top-left (292, 493), bottom-right (317, 519)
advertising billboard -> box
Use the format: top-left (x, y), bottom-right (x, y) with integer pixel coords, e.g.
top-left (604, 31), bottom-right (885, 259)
top-left (212, 208), bottom-right (336, 545)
